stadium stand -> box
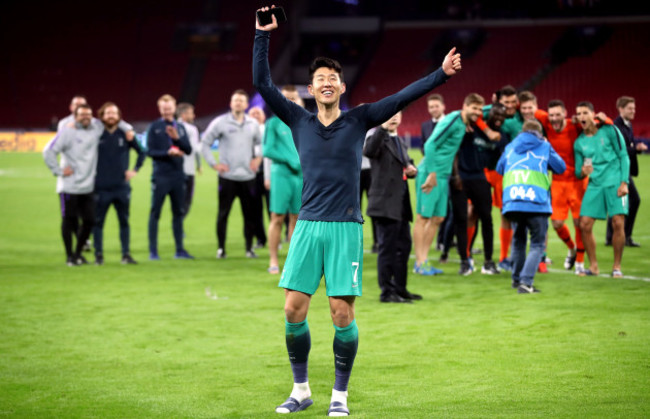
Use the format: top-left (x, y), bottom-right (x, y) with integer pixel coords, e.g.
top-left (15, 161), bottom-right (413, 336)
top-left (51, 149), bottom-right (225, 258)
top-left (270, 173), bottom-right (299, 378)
top-left (1, 0), bottom-right (648, 139)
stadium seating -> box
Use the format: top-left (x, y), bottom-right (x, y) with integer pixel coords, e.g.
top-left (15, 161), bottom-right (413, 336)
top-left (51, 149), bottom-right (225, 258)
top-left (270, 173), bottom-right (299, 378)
top-left (2, 1), bottom-right (648, 139)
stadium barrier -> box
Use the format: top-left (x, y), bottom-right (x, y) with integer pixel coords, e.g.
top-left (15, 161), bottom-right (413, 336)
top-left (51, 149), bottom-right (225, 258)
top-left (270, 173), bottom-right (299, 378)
top-left (0, 132), bottom-right (55, 152)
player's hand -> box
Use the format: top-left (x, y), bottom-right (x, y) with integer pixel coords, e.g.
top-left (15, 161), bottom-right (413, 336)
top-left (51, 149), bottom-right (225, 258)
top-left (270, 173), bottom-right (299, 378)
top-left (595, 112), bottom-right (608, 123)
top-left (62, 166), bottom-right (74, 177)
top-left (168, 147), bottom-right (184, 157)
top-left (125, 130), bottom-right (135, 141)
top-left (250, 157), bottom-right (262, 172)
top-left (636, 142), bottom-right (648, 151)
top-left (421, 172), bottom-right (437, 193)
top-left (618, 182), bottom-right (629, 197)
top-left (166, 125), bottom-right (179, 140)
top-left (405, 164), bottom-right (418, 177)
top-left (256, 5), bottom-right (279, 31)
top-left (215, 163), bottom-right (229, 173)
top-left (197, 167), bottom-right (203, 175)
top-left (264, 179), bottom-right (271, 190)
top-left (125, 170), bottom-right (137, 181)
top-left (485, 127), bottom-right (501, 142)
top-left (442, 47), bottom-right (462, 76)
top-left (581, 163), bottom-right (594, 177)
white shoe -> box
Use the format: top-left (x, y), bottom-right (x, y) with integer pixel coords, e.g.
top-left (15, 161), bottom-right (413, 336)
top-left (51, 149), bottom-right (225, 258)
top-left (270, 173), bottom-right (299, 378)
top-left (574, 262), bottom-right (585, 275)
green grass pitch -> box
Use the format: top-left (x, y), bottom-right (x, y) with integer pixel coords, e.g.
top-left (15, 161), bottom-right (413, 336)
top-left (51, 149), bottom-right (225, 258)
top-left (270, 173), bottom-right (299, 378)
top-left (0, 152), bottom-right (649, 418)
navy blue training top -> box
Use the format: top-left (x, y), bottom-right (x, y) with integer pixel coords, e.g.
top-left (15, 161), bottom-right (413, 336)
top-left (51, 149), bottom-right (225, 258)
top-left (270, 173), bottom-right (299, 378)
top-left (253, 29), bottom-right (450, 223)
top-left (146, 119), bottom-right (192, 181)
top-left (95, 128), bottom-right (146, 189)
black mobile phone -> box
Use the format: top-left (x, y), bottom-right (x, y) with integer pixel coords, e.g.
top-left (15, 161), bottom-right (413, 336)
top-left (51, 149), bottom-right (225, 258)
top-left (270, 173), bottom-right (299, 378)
top-left (256, 7), bottom-right (287, 26)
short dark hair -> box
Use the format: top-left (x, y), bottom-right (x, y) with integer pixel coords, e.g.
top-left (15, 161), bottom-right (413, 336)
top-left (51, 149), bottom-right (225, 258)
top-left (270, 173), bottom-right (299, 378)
top-left (616, 96), bottom-right (635, 109)
top-left (576, 101), bottom-right (594, 112)
top-left (309, 57), bottom-right (344, 83)
top-left (98, 102), bottom-right (120, 119)
top-left (499, 85), bottom-right (518, 98)
top-left (518, 90), bottom-right (537, 104)
top-left (74, 104), bottom-right (92, 116)
top-left (463, 93), bottom-right (485, 106)
top-left (232, 89), bottom-right (249, 100)
top-left (490, 102), bottom-right (506, 116)
top-left (547, 99), bottom-right (565, 110)
top-left (427, 93), bottom-right (444, 103)
top-left (176, 102), bottom-right (194, 117)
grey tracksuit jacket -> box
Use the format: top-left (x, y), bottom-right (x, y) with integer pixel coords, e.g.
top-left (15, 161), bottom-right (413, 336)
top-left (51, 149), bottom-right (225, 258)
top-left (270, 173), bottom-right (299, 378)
top-left (43, 119), bottom-right (133, 194)
top-left (201, 113), bottom-right (261, 181)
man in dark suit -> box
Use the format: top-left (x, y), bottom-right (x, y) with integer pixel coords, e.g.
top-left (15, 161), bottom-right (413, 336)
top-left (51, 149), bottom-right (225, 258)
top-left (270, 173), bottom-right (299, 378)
top-left (364, 112), bottom-right (422, 303)
top-left (606, 96), bottom-right (646, 247)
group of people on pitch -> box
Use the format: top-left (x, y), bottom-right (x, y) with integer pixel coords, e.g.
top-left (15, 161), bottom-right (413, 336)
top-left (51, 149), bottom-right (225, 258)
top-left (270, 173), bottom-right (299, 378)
top-left (407, 89), bottom-right (641, 295)
top-left (43, 6), bottom-right (641, 416)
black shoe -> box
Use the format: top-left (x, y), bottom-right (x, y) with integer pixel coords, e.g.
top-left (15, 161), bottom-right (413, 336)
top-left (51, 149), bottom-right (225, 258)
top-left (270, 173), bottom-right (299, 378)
top-left (380, 293), bottom-right (413, 303)
top-left (517, 284), bottom-right (541, 294)
top-left (397, 290), bottom-right (423, 301)
top-left (121, 254), bottom-right (138, 264)
top-left (66, 256), bottom-right (76, 267)
top-left (459, 260), bottom-right (473, 276)
top-left (254, 241), bottom-right (265, 249)
top-left (481, 260), bottom-right (500, 275)
top-left (74, 254), bottom-right (89, 266)
top-left (246, 249), bottom-right (258, 258)
top-left (625, 238), bottom-right (641, 247)
top-left (511, 280), bottom-right (520, 289)
top-left (95, 253), bottom-right (104, 266)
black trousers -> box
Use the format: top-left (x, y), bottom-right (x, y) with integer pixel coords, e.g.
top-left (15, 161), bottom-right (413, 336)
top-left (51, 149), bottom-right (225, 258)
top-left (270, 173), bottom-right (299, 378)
top-left (217, 177), bottom-right (258, 251)
top-left (375, 217), bottom-right (412, 299)
top-left (606, 177), bottom-right (640, 242)
top-left (149, 177), bottom-right (185, 253)
top-left (184, 175), bottom-right (195, 218)
top-left (253, 170), bottom-right (267, 245)
top-left (93, 185), bottom-right (131, 256)
top-left (450, 177), bottom-right (494, 261)
top-left (59, 192), bottom-right (95, 258)
top-left (360, 169), bottom-right (377, 246)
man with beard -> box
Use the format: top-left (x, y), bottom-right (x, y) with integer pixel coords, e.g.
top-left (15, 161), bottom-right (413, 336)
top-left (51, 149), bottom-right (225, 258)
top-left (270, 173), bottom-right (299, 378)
top-left (93, 102), bottom-right (146, 265)
top-left (574, 101), bottom-right (629, 277)
top-left (535, 100), bottom-right (612, 274)
top-left (414, 93), bottom-right (485, 276)
top-left (44, 104), bottom-right (134, 265)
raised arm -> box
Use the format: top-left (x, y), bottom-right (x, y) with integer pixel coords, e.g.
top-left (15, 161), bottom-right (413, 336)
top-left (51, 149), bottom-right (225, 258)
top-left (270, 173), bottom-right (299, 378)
top-left (252, 24), bottom-right (305, 126)
top-left (364, 48), bottom-right (460, 128)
